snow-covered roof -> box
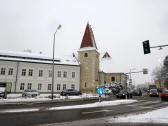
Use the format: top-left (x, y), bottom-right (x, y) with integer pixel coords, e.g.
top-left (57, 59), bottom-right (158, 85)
top-left (100, 52), bottom-right (125, 73)
top-left (0, 50), bottom-right (79, 66)
top-left (78, 47), bottom-right (98, 52)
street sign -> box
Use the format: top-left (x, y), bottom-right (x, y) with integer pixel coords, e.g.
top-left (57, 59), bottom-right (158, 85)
top-left (143, 68), bottom-right (148, 74)
top-left (97, 87), bottom-right (104, 96)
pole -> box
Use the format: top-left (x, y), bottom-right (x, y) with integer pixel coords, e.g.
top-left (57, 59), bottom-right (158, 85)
top-left (51, 25), bottom-right (61, 100)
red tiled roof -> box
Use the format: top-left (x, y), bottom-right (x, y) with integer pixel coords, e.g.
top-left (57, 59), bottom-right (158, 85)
top-left (80, 23), bottom-right (97, 49)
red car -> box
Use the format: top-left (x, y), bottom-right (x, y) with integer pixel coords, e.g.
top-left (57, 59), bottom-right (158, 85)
top-left (160, 89), bottom-right (168, 101)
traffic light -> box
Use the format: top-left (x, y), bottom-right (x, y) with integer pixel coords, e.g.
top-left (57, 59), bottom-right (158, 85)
top-left (143, 68), bottom-right (148, 74)
top-left (143, 40), bottom-right (151, 54)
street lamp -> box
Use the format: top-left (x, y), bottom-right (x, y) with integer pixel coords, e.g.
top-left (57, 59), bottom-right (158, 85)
top-left (129, 68), bottom-right (136, 85)
top-left (51, 24), bottom-right (61, 100)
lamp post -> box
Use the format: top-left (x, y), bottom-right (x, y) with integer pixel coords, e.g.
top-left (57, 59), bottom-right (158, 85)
top-left (51, 24), bottom-right (61, 100)
top-left (129, 68), bottom-right (136, 85)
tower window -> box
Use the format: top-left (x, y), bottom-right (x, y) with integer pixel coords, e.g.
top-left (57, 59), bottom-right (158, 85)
top-left (84, 53), bottom-right (88, 57)
top-left (111, 77), bottom-right (115, 82)
top-left (85, 82), bottom-right (87, 88)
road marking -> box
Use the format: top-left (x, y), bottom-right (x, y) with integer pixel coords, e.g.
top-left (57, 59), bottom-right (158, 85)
top-left (82, 109), bottom-right (113, 114)
top-left (128, 100), bottom-right (161, 107)
top-left (0, 108), bottom-right (39, 114)
top-left (138, 106), bottom-right (153, 109)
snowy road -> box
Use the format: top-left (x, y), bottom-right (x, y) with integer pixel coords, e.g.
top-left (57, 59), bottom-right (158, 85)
top-left (0, 97), bottom-right (167, 126)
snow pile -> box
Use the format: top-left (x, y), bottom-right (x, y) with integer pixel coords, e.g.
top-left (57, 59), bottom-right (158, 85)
top-left (0, 93), bottom-right (102, 104)
top-left (49, 99), bottom-right (137, 110)
top-left (108, 106), bottom-right (168, 124)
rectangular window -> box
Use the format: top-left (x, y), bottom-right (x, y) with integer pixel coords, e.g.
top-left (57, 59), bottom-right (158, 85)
top-left (8, 68), bottom-right (13, 75)
top-left (57, 84), bottom-right (61, 90)
top-left (22, 69), bottom-right (26, 76)
top-left (1, 67), bottom-right (6, 75)
top-left (84, 53), bottom-right (88, 57)
top-left (38, 83), bottom-right (42, 90)
top-left (72, 72), bottom-right (75, 78)
top-left (27, 83), bottom-right (32, 89)
top-left (39, 70), bottom-right (43, 77)
top-left (49, 70), bottom-right (52, 77)
top-left (63, 71), bottom-right (67, 78)
top-left (20, 83), bottom-right (25, 90)
top-left (63, 84), bottom-right (66, 90)
top-left (111, 77), bottom-right (115, 82)
top-left (28, 69), bottom-right (33, 76)
top-left (57, 71), bottom-right (61, 78)
top-left (71, 84), bottom-right (75, 89)
top-left (48, 84), bottom-right (51, 90)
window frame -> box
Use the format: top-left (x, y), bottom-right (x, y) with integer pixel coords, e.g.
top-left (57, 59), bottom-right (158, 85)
top-left (63, 71), bottom-right (67, 78)
top-left (21, 69), bottom-right (26, 76)
top-left (72, 72), bottom-right (75, 78)
top-left (28, 69), bottom-right (33, 76)
top-left (57, 84), bottom-right (61, 90)
top-left (48, 84), bottom-right (51, 90)
top-left (27, 83), bottom-right (32, 89)
top-left (71, 84), bottom-right (75, 89)
top-left (8, 68), bottom-right (13, 75)
top-left (20, 83), bottom-right (25, 90)
top-left (39, 70), bottom-right (43, 77)
top-left (57, 71), bottom-right (61, 78)
top-left (38, 83), bottom-right (42, 90)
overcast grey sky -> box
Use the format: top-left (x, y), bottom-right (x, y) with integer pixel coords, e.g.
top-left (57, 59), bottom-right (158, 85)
top-left (0, 0), bottom-right (168, 85)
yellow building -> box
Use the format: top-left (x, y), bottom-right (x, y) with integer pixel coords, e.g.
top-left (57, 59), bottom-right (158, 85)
top-left (78, 23), bottom-right (127, 93)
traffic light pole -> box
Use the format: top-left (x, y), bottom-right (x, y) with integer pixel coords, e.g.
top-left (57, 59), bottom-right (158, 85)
top-left (150, 44), bottom-right (168, 49)
top-left (143, 40), bottom-right (168, 54)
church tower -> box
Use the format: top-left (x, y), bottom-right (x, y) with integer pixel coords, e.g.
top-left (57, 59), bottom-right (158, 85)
top-left (78, 23), bottom-right (99, 93)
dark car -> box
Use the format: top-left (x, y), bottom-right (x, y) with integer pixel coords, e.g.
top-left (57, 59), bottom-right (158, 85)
top-left (149, 89), bottom-right (159, 97)
top-left (116, 90), bottom-right (133, 99)
top-left (22, 89), bottom-right (39, 97)
top-left (60, 89), bottom-right (81, 96)
top-left (160, 89), bottom-right (168, 101)
top-left (132, 89), bottom-right (142, 96)
top-left (0, 87), bottom-right (7, 99)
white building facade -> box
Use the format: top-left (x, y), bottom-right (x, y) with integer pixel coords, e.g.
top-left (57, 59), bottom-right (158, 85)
top-left (0, 51), bottom-right (80, 93)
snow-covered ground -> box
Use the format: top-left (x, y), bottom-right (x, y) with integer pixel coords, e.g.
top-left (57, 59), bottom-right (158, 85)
top-left (0, 93), bottom-right (100, 104)
top-left (49, 99), bottom-right (137, 110)
top-left (108, 106), bottom-right (168, 124)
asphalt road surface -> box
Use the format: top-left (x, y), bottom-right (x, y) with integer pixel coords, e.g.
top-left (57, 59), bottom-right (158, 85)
top-left (0, 96), bottom-right (167, 126)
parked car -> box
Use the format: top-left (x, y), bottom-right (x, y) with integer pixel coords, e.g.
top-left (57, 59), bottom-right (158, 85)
top-left (149, 89), bottom-right (159, 97)
top-left (160, 89), bottom-right (168, 101)
top-left (22, 89), bottom-right (39, 97)
top-left (116, 90), bottom-right (133, 99)
top-left (0, 87), bottom-right (7, 99)
top-left (60, 89), bottom-right (81, 96)
top-left (132, 89), bottom-right (142, 96)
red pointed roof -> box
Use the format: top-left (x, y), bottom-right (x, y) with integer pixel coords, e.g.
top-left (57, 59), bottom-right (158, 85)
top-left (80, 23), bottom-right (97, 49)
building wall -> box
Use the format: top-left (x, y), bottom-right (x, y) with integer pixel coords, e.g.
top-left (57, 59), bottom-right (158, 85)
top-left (78, 50), bottom-right (99, 93)
top-left (0, 60), bottom-right (80, 93)
top-left (99, 72), bottom-right (127, 87)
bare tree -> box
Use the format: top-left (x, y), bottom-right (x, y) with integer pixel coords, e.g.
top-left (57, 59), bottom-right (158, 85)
top-left (152, 66), bottom-right (162, 88)
top-left (162, 56), bottom-right (168, 87)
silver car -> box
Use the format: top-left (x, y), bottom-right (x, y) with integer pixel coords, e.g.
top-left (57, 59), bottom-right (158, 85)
top-left (0, 87), bottom-right (7, 99)
top-left (22, 89), bottom-right (39, 97)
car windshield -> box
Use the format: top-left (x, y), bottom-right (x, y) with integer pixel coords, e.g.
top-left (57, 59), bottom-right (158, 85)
top-left (150, 89), bottom-right (157, 93)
